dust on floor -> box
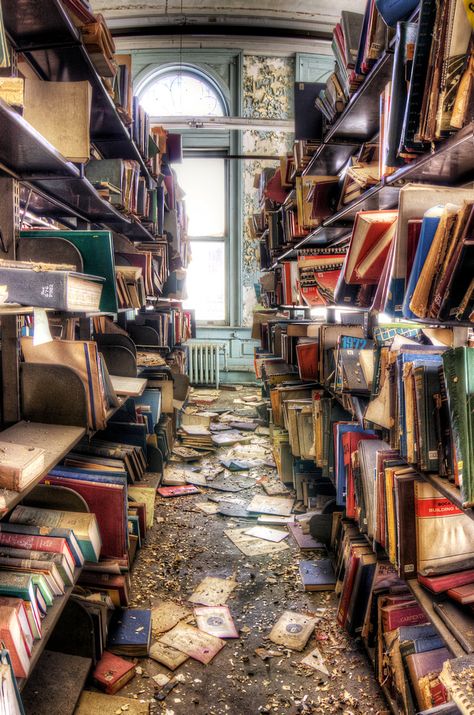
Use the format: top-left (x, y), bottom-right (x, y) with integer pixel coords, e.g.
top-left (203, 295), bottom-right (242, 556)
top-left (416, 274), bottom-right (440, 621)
top-left (121, 387), bottom-right (388, 715)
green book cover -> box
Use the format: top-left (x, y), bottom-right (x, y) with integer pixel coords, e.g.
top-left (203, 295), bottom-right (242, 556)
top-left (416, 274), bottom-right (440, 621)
top-left (443, 347), bottom-right (474, 507)
top-left (20, 230), bottom-right (118, 314)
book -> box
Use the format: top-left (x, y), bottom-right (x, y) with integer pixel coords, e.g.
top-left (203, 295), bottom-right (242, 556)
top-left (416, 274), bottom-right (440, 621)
top-left (10, 505), bottom-right (101, 563)
top-left (433, 601), bottom-right (474, 654)
top-left (439, 655), bottom-right (474, 713)
top-left (0, 442), bottom-right (45, 491)
top-left (405, 648), bottom-right (451, 711)
top-left (93, 650), bottom-right (136, 694)
top-left (415, 482), bottom-right (474, 575)
top-left (0, 260), bottom-right (104, 312)
top-left (418, 570), bottom-right (474, 594)
top-left (299, 559), bottom-right (336, 591)
top-left (107, 609), bottom-right (151, 656)
top-left (23, 79), bottom-right (92, 163)
top-left (446, 583), bottom-right (474, 605)
top-left (344, 210), bottom-right (398, 285)
top-left (0, 522), bottom-right (82, 568)
top-left (0, 606), bottom-right (30, 679)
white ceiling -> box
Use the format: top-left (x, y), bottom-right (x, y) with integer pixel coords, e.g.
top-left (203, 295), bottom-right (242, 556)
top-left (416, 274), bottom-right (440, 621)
top-left (91, 0), bottom-right (366, 36)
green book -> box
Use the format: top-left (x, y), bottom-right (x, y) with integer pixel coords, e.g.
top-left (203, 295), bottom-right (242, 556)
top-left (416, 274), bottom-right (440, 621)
top-left (20, 229), bottom-right (118, 314)
top-left (443, 347), bottom-right (474, 508)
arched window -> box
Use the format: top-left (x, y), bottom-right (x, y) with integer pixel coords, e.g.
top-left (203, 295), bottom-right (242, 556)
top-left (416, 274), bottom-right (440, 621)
top-left (137, 65), bottom-right (227, 117)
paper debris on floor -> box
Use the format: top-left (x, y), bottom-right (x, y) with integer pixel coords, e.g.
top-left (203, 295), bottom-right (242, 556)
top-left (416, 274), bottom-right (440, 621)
top-left (205, 476), bottom-right (254, 492)
top-left (269, 611), bottom-right (318, 651)
top-left (247, 494), bottom-right (294, 516)
top-left (224, 528), bottom-right (290, 556)
top-left (159, 622), bottom-right (225, 664)
top-left (301, 647), bottom-right (330, 675)
top-left (149, 641), bottom-right (189, 670)
top-left (220, 459), bottom-right (252, 471)
top-left (210, 423), bottom-right (233, 432)
top-left (211, 430), bottom-right (252, 447)
top-left (288, 522), bottom-right (325, 550)
top-left (180, 425), bottom-right (212, 436)
top-left (257, 515), bottom-right (295, 526)
top-left (243, 526), bottom-right (289, 543)
top-left (171, 446), bottom-right (212, 461)
top-left (151, 600), bottom-right (192, 635)
top-left (260, 479), bottom-right (290, 496)
top-left (152, 673), bottom-right (171, 688)
top-left (157, 485), bottom-right (201, 498)
top-left (229, 421), bottom-right (258, 432)
top-left (188, 576), bottom-right (237, 606)
top-left (74, 691), bottom-right (149, 714)
top-left (184, 472), bottom-right (209, 486)
top-left (195, 501), bottom-right (220, 515)
top-left (162, 468), bottom-right (188, 486)
top-left (194, 605), bottom-right (239, 639)
top-left (217, 502), bottom-right (257, 519)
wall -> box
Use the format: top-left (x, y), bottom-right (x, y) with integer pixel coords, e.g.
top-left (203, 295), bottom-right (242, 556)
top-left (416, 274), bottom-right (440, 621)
top-left (241, 56), bottom-right (295, 327)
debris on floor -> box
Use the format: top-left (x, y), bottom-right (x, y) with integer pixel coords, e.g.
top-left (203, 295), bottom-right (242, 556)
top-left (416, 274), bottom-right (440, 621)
top-left (92, 387), bottom-right (387, 715)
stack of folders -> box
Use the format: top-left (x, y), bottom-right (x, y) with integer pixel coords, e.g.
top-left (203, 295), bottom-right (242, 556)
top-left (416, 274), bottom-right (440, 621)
top-left (20, 336), bottom-right (120, 431)
top-left (0, 505), bottom-right (101, 679)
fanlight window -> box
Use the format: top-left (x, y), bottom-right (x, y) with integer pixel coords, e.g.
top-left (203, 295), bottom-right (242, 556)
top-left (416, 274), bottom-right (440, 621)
top-left (138, 69), bottom-right (226, 116)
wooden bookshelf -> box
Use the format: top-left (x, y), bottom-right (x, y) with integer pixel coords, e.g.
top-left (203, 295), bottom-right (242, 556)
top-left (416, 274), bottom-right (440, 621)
top-left (17, 568), bottom-right (83, 692)
top-left (0, 422), bottom-right (86, 516)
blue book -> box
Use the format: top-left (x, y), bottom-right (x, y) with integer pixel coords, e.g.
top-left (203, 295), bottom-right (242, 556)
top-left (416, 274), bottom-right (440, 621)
top-left (401, 206), bottom-right (443, 319)
top-left (107, 608), bottom-right (151, 656)
top-left (135, 388), bottom-right (162, 427)
top-left (375, 0), bottom-right (420, 27)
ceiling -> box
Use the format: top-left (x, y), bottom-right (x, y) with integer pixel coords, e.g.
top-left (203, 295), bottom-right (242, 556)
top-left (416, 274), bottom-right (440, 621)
top-left (91, 0), bottom-right (366, 41)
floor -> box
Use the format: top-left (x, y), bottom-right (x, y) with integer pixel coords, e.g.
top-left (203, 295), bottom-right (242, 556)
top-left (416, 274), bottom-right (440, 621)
top-left (122, 387), bottom-right (388, 715)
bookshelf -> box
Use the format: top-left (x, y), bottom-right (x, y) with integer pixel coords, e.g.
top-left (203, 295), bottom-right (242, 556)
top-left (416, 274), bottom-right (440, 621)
top-left (16, 568), bottom-right (83, 692)
top-left (0, 422), bottom-right (86, 516)
top-left (266, 120), bottom-right (474, 269)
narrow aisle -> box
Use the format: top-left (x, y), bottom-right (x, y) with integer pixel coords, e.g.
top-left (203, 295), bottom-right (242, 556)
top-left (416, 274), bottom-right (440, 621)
top-left (122, 387), bottom-right (387, 715)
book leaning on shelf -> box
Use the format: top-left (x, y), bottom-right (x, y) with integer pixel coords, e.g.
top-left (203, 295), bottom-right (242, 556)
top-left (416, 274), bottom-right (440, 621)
top-left (0, 259), bottom-right (104, 312)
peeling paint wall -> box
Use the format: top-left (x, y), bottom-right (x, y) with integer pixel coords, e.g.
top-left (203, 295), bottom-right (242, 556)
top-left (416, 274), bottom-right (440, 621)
top-left (241, 56), bottom-right (294, 326)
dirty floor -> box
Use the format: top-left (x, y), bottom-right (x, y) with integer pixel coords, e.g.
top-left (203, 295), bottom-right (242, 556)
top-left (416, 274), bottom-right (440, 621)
top-left (121, 387), bottom-right (387, 715)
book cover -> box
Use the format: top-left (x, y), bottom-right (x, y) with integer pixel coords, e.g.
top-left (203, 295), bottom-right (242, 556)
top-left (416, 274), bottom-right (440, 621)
top-left (107, 609), bottom-right (151, 656)
top-left (299, 559), bottom-right (336, 592)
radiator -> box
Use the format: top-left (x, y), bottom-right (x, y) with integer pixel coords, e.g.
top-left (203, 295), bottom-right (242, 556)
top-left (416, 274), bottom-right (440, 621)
top-left (186, 342), bottom-right (227, 388)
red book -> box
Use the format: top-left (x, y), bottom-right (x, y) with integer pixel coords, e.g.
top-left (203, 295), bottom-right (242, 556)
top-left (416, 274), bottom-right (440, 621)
top-left (264, 169), bottom-right (288, 204)
top-left (342, 432), bottom-right (378, 519)
top-left (381, 601), bottom-right (429, 631)
top-left (0, 605), bottom-right (31, 678)
top-left (93, 650), bottom-right (135, 694)
top-left (418, 569), bottom-right (474, 594)
top-left (296, 342), bottom-right (319, 381)
top-left (337, 546), bottom-right (371, 627)
top-left (43, 476), bottom-right (127, 560)
top-left (0, 533), bottom-right (75, 576)
top-left (0, 598), bottom-right (34, 654)
top-left (344, 210), bottom-right (398, 285)
top-left (446, 582), bottom-right (474, 605)
top-left (157, 485), bottom-right (200, 498)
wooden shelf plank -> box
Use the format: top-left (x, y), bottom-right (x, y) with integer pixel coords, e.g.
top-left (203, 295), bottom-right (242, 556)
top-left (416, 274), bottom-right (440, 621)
top-left (0, 422), bottom-right (86, 515)
top-left (17, 567), bottom-right (83, 691)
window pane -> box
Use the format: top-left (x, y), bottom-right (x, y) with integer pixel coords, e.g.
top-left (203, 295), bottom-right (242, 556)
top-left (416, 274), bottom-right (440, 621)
top-left (139, 71), bottom-right (225, 117)
top-left (184, 242), bottom-right (225, 322)
top-left (174, 159), bottom-right (226, 237)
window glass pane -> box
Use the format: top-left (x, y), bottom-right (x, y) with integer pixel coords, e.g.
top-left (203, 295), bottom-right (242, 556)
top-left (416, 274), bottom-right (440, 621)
top-left (139, 71), bottom-right (225, 117)
top-left (184, 242), bottom-right (225, 322)
top-left (174, 158), bottom-right (226, 237)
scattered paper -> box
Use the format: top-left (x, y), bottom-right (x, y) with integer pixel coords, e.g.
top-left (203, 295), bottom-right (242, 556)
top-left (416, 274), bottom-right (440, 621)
top-left (243, 526), bottom-right (288, 543)
top-left (33, 308), bottom-right (53, 346)
top-left (194, 502), bottom-right (220, 515)
top-left (269, 611), bottom-right (318, 651)
top-left (157, 485), bottom-right (201, 498)
top-left (224, 528), bottom-right (290, 557)
top-left (149, 642), bottom-right (189, 670)
top-left (160, 622), bottom-right (225, 664)
top-left (188, 576), bottom-right (237, 606)
top-left (301, 647), bottom-right (330, 675)
top-left (151, 600), bottom-right (192, 635)
top-left (194, 606), bottom-right (238, 639)
top-left (246, 494), bottom-right (294, 516)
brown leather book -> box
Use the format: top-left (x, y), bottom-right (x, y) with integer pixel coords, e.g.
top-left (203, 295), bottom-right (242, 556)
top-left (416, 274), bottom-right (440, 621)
top-left (406, 648), bottom-right (451, 711)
